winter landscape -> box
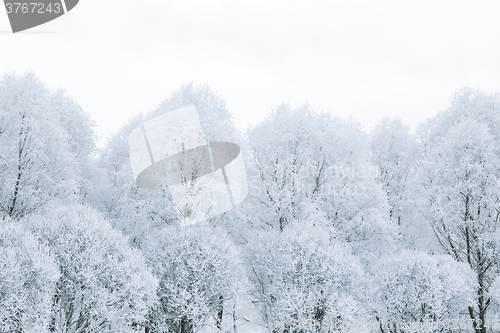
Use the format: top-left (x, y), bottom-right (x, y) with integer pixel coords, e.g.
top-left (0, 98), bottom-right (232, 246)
top-left (1, 72), bottom-right (500, 333)
top-left (2, 1), bottom-right (500, 333)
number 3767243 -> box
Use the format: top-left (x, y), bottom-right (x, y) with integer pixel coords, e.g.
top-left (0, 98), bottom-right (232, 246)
top-left (5, 2), bottom-right (61, 14)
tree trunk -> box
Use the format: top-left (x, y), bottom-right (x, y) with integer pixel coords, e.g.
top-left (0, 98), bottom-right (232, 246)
top-left (9, 126), bottom-right (26, 218)
top-left (216, 295), bottom-right (224, 331)
top-left (181, 316), bottom-right (193, 333)
top-left (233, 304), bottom-right (236, 333)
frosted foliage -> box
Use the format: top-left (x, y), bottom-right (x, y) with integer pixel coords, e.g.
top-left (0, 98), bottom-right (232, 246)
top-left (147, 83), bottom-right (240, 144)
top-left (370, 117), bottom-right (439, 251)
top-left (375, 251), bottom-right (475, 329)
top-left (142, 226), bottom-right (244, 332)
top-left (0, 219), bottom-right (59, 333)
top-left (414, 88), bottom-right (500, 330)
top-left (49, 89), bottom-right (96, 163)
top-left (98, 84), bottom-right (242, 243)
top-left (25, 205), bottom-right (158, 332)
top-left (0, 73), bottom-right (80, 219)
top-left (370, 118), bottom-right (416, 226)
top-left (247, 103), bottom-right (396, 255)
top-left (418, 119), bottom-right (500, 267)
top-left (2, 75), bottom-right (499, 333)
top-left (142, 105), bottom-right (206, 161)
top-left (419, 87), bottom-right (500, 145)
top-left (248, 222), bottom-right (368, 333)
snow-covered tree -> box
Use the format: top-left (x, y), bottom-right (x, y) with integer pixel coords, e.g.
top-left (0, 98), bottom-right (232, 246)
top-left (369, 117), bottom-right (436, 251)
top-left (248, 221), bottom-right (368, 333)
top-left (99, 83), bottom-right (244, 246)
top-left (26, 204), bottom-right (158, 332)
top-left (247, 103), bottom-right (395, 256)
top-left (0, 217), bottom-right (60, 333)
top-left (374, 250), bottom-right (475, 333)
top-left (416, 88), bottom-right (500, 333)
top-left (146, 82), bottom-right (240, 144)
top-left (142, 226), bottom-right (244, 333)
top-left (370, 117), bottom-right (417, 226)
top-left (0, 72), bottom-right (80, 219)
top-left (49, 89), bottom-right (101, 206)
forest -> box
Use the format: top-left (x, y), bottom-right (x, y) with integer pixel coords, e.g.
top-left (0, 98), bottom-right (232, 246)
top-left (1, 72), bottom-right (500, 333)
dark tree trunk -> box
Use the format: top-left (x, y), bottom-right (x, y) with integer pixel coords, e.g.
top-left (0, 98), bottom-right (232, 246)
top-left (216, 295), bottom-right (224, 331)
top-left (180, 316), bottom-right (193, 333)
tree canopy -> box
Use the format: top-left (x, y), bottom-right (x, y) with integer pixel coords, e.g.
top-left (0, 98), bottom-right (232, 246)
top-left (2, 72), bottom-right (500, 333)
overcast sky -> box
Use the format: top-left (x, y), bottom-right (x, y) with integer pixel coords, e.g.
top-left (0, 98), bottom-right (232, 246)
top-left (1, 0), bottom-right (500, 147)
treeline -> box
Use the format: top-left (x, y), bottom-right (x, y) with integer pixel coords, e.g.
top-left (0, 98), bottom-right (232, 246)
top-left (1, 72), bottom-right (500, 333)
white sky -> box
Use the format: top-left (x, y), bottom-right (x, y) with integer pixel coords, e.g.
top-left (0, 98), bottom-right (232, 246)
top-left (1, 0), bottom-right (500, 148)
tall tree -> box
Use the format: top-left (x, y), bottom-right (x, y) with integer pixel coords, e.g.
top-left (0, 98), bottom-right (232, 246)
top-left (416, 88), bottom-right (500, 333)
top-left (247, 103), bottom-right (396, 256)
top-left (0, 72), bottom-right (80, 219)
top-left (369, 117), bottom-right (436, 251)
top-left (370, 117), bottom-right (417, 226)
top-left (49, 89), bottom-right (100, 206)
top-left (99, 83), bottom-right (243, 246)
